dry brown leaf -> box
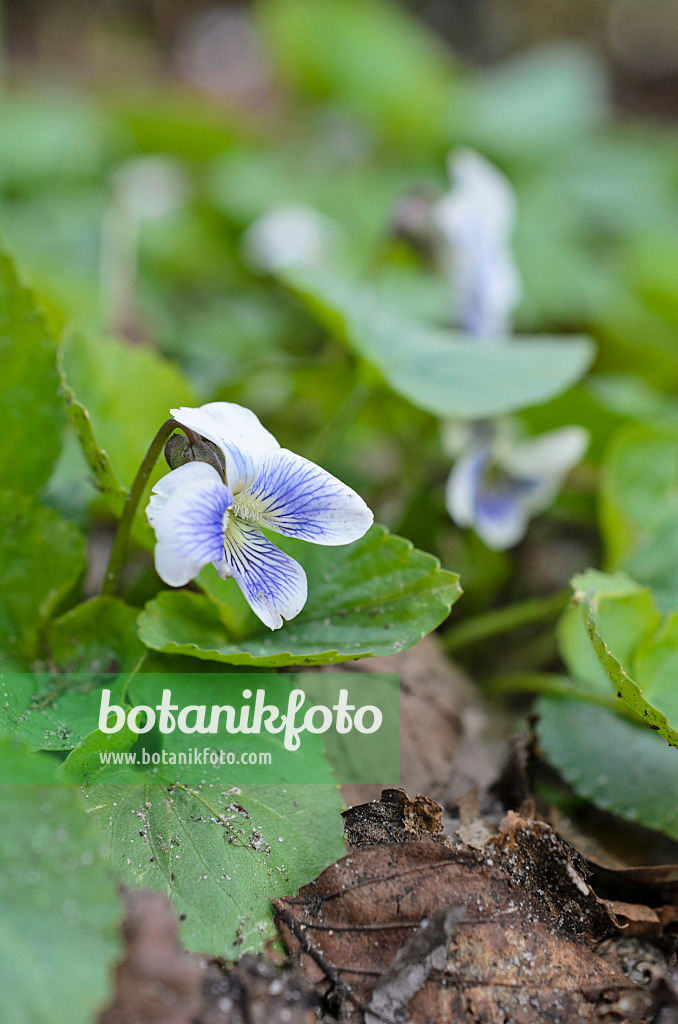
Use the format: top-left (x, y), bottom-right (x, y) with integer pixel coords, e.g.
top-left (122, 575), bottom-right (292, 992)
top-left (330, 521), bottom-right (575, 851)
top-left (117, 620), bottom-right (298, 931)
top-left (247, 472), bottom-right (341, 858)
top-left (274, 839), bottom-right (637, 1023)
top-left (342, 788), bottom-right (450, 850)
top-left (603, 903), bottom-right (678, 944)
top-left (486, 811), bottom-right (618, 944)
top-left (606, 901), bottom-right (661, 926)
top-left (456, 787), bottom-right (493, 851)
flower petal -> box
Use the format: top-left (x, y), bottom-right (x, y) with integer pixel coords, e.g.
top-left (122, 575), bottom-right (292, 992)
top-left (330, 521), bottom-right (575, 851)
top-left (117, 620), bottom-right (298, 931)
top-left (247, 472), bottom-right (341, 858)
top-left (234, 448), bottom-right (374, 545)
top-left (497, 426), bottom-right (589, 480)
top-left (445, 445), bottom-right (539, 550)
top-left (170, 402), bottom-right (280, 494)
top-left (147, 462), bottom-right (233, 587)
top-left (445, 446), bottom-right (488, 529)
top-left (147, 461), bottom-right (226, 527)
top-left (433, 148), bottom-right (521, 339)
top-left (474, 485), bottom-right (533, 551)
top-left (219, 518), bottom-right (307, 630)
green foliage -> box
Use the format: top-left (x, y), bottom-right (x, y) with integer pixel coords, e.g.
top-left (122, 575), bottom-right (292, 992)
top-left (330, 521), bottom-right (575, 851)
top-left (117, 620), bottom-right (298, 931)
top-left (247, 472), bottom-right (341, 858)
top-left (126, 673), bottom-right (338, 784)
top-left (460, 45), bottom-right (607, 160)
top-left (138, 525), bottom-right (461, 666)
top-left (555, 570), bottom-right (678, 750)
top-left (558, 569), bottom-right (660, 698)
top-left (59, 724), bottom-right (139, 784)
top-left (522, 570), bottom-right (678, 842)
top-left (0, 492), bottom-right (85, 663)
top-left (600, 425), bottom-right (678, 608)
top-left (58, 353), bottom-right (127, 513)
top-left (46, 596), bottom-right (146, 675)
top-left (86, 781), bottom-right (345, 955)
top-left (286, 270), bottom-right (595, 419)
top-left (536, 697), bottom-right (678, 840)
top-left (1, 598), bottom-right (143, 751)
top-left (0, 245), bottom-right (64, 495)
top-left (578, 575), bottom-right (678, 749)
top-left (4, 0), bottom-right (678, 994)
top-left (60, 330), bottom-right (196, 490)
top-left (258, 0), bottom-right (458, 148)
top-left (0, 783), bottom-right (121, 1024)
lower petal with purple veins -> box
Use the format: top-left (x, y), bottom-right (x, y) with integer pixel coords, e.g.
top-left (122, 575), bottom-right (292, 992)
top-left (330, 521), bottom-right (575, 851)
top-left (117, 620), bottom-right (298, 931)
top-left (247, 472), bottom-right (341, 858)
top-left (219, 517), bottom-right (308, 630)
top-left (474, 475), bottom-right (539, 550)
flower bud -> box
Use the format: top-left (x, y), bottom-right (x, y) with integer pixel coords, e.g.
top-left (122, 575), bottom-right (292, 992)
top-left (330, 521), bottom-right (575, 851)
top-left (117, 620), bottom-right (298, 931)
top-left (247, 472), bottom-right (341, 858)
top-left (164, 433), bottom-right (226, 479)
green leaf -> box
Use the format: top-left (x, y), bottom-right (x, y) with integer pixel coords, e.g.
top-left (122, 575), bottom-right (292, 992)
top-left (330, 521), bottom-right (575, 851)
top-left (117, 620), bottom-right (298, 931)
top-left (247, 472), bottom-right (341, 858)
top-left (258, 0), bottom-right (458, 148)
top-left (634, 611), bottom-right (678, 735)
top-left (0, 492), bottom-right (86, 662)
top-left (86, 781), bottom-right (345, 955)
top-left (127, 673), bottom-right (337, 785)
top-left (59, 724), bottom-right (138, 784)
top-left (559, 569), bottom-right (661, 698)
top-left (0, 244), bottom-right (65, 494)
top-left (286, 270), bottom-right (595, 419)
top-left (600, 424), bottom-right (678, 609)
top-left (0, 736), bottom-right (61, 784)
top-left (575, 571), bottom-right (678, 749)
top-left (138, 524), bottom-right (461, 666)
top-left (459, 44), bottom-right (606, 161)
top-left (0, 783), bottom-right (121, 1024)
top-left (2, 598), bottom-right (144, 751)
top-left (45, 596), bottom-right (146, 676)
top-left (537, 697), bottom-right (678, 841)
top-left (58, 351), bottom-right (127, 511)
top-left (59, 329), bottom-right (196, 490)
top-left (0, 91), bottom-right (108, 187)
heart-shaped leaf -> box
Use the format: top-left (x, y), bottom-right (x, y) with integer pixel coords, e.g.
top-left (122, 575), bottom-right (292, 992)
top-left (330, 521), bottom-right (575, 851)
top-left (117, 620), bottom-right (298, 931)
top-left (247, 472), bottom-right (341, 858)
top-left (258, 0), bottom-right (458, 148)
top-left (600, 424), bottom-right (678, 610)
top-left (59, 329), bottom-right (196, 500)
top-left (86, 781), bottom-right (345, 955)
top-left (138, 524), bottom-right (461, 666)
top-left (285, 270), bottom-right (595, 419)
top-left (58, 352), bottom-right (127, 512)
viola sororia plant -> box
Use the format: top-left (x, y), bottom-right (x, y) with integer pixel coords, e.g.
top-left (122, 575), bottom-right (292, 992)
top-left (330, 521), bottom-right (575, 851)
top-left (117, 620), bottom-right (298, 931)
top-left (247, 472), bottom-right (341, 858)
top-left (146, 401), bottom-right (374, 628)
top-left (2, 1), bottom-right (678, 1018)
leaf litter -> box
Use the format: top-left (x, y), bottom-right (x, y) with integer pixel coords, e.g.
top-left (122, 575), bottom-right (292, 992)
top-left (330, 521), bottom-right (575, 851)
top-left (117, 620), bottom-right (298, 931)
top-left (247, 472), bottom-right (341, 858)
top-left (275, 795), bottom-right (648, 1023)
top-left (95, 640), bottom-right (678, 1023)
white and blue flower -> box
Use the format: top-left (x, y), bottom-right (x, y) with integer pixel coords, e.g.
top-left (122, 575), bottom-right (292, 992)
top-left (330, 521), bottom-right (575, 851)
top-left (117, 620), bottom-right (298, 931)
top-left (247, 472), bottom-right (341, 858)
top-left (431, 149), bottom-right (587, 547)
top-left (432, 148), bottom-right (521, 339)
top-left (444, 420), bottom-right (589, 551)
top-left (146, 402), bottom-right (373, 630)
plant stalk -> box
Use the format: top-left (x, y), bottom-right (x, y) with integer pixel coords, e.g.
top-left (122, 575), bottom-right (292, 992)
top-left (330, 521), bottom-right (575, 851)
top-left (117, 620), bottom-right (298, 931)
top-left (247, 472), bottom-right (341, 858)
top-left (443, 589), bottom-right (570, 654)
top-left (101, 417), bottom-right (197, 597)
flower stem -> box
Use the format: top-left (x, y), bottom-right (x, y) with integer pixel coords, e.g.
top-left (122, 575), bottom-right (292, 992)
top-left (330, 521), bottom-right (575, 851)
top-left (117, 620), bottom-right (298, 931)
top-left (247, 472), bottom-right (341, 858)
top-left (442, 589), bottom-right (570, 654)
top-left (101, 417), bottom-right (196, 597)
top-left (483, 670), bottom-right (645, 725)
